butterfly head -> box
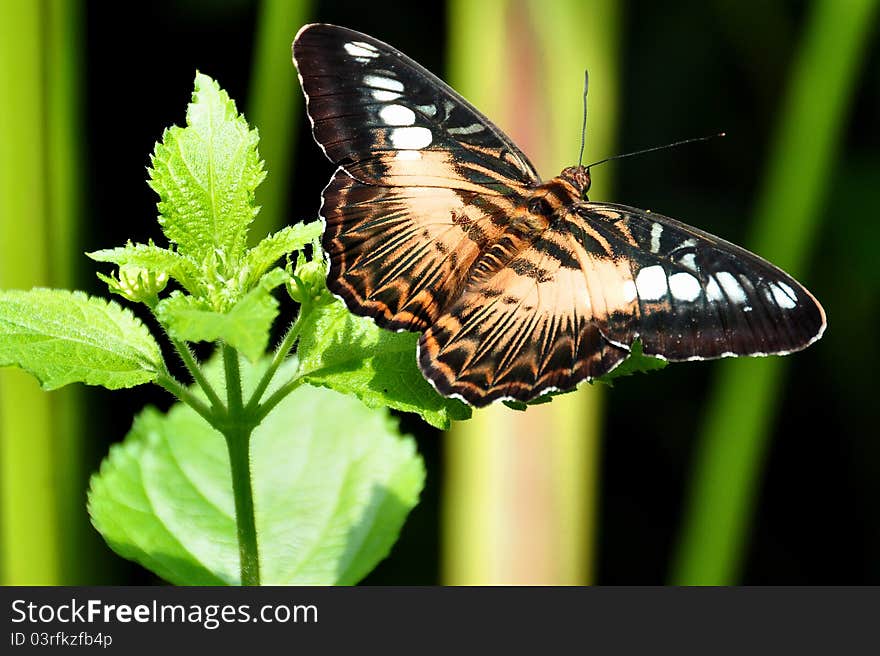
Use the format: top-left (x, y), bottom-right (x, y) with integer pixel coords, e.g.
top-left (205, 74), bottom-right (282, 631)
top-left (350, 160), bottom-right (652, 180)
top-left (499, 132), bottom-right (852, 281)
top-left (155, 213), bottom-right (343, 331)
top-left (560, 165), bottom-right (592, 199)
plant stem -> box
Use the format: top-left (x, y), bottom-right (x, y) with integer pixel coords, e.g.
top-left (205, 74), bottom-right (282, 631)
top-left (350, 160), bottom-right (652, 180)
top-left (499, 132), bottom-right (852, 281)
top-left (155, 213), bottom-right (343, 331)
top-left (223, 344), bottom-right (243, 414)
top-left (245, 313), bottom-right (304, 413)
top-left (159, 342), bottom-right (263, 585)
top-left (171, 338), bottom-right (224, 411)
top-left (160, 343), bottom-right (262, 585)
top-left (155, 372), bottom-right (215, 426)
top-left (223, 423), bottom-right (260, 585)
top-left (219, 343), bottom-right (260, 585)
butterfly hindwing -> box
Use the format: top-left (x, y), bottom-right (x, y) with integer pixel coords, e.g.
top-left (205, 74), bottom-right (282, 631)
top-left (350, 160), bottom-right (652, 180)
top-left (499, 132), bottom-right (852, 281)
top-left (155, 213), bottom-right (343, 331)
top-left (418, 226), bottom-right (631, 405)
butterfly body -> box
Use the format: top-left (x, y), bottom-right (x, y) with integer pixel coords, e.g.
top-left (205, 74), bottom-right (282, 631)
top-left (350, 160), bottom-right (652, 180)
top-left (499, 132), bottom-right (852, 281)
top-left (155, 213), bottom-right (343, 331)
top-left (293, 24), bottom-right (825, 407)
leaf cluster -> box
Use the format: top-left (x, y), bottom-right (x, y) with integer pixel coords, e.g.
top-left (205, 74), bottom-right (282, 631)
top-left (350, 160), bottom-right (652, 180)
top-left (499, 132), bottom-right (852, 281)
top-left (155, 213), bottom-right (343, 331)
top-left (0, 73), bottom-right (456, 585)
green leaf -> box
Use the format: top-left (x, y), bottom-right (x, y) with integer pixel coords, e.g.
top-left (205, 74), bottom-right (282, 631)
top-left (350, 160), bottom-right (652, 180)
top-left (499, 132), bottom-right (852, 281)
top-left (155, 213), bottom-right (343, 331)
top-left (156, 269), bottom-right (289, 361)
top-left (148, 72), bottom-right (265, 268)
top-left (88, 360), bottom-right (425, 585)
top-left (88, 241), bottom-right (201, 295)
top-left (598, 339), bottom-right (667, 384)
top-left (242, 221), bottom-right (323, 289)
top-left (0, 288), bottom-right (161, 390)
top-left (503, 393), bottom-right (555, 411)
top-left (87, 407), bottom-right (232, 585)
top-left (297, 296), bottom-right (471, 430)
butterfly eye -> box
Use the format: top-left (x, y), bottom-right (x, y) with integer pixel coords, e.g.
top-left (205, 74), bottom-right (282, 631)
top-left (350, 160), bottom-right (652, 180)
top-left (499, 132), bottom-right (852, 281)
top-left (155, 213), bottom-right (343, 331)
top-left (528, 197), bottom-right (552, 215)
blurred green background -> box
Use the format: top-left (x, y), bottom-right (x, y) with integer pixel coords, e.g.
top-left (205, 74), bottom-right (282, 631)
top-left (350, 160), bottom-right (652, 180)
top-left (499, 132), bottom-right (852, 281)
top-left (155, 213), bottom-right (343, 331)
top-left (0, 0), bottom-right (877, 585)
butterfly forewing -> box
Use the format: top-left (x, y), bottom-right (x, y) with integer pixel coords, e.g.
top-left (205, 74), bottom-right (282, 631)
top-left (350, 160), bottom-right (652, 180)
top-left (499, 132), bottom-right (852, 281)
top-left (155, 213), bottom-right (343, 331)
top-left (293, 23), bottom-right (826, 407)
top-left (321, 170), bottom-right (518, 331)
top-left (294, 23), bottom-right (538, 332)
top-left (570, 203), bottom-right (826, 360)
top-left (292, 23), bottom-right (540, 186)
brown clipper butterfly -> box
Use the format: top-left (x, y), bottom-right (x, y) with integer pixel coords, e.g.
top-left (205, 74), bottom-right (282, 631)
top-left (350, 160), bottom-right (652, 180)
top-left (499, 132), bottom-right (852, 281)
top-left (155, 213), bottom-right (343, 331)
top-left (292, 23), bottom-right (826, 407)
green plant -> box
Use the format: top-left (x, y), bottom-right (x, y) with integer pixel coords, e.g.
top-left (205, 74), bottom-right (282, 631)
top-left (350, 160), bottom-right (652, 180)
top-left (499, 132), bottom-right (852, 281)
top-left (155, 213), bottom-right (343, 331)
top-left (0, 73), bottom-right (468, 585)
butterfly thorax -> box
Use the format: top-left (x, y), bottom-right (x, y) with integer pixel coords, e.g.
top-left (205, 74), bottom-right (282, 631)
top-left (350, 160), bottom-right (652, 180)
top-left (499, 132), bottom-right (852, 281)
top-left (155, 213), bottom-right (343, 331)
top-left (518, 165), bottom-right (592, 232)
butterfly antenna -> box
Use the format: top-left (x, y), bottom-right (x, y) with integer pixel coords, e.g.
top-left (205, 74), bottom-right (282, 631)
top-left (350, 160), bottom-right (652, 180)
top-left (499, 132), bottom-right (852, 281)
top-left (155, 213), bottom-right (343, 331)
top-left (585, 132), bottom-right (726, 169)
top-left (577, 70), bottom-right (589, 167)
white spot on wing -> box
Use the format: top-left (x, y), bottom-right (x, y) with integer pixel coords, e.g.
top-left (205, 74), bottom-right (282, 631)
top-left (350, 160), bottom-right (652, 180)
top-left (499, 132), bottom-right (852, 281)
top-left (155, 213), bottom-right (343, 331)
top-left (344, 42), bottom-right (380, 60)
top-left (770, 282), bottom-right (798, 309)
top-left (716, 271), bottom-right (748, 304)
top-left (363, 74), bottom-right (404, 92)
top-left (705, 276), bottom-right (724, 302)
top-left (680, 253), bottom-right (698, 272)
top-left (636, 265), bottom-right (668, 301)
top-left (669, 272), bottom-right (701, 301)
top-left (351, 40), bottom-right (378, 52)
top-left (447, 123), bottom-right (486, 135)
top-left (650, 222), bottom-right (662, 253)
top-left (372, 89), bottom-right (401, 101)
top-left (379, 104), bottom-right (416, 126)
top-left (777, 281), bottom-right (797, 301)
top-left (390, 126), bottom-right (432, 149)
top-left (622, 279), bottom-right (637, 303)
top-left (415, 103), bottom-right (437, 116)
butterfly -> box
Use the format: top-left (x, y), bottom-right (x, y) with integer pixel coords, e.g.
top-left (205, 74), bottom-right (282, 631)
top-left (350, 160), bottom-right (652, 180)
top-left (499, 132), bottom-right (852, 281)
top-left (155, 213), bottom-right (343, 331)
top-left (292, 23), bottom-right (826, 407)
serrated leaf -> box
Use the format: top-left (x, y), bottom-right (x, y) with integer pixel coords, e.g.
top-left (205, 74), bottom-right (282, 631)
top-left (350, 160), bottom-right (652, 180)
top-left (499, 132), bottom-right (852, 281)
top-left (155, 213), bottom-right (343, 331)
top-left (156, 269), bottom-right (288, 361)
top-left (88, 241), bottom-right (201, 295)
top-left (243, 221), bottom-right (323, 289)
top-left (296, 296), bottom-right (471, 430)
top-left (88, 360), bottom-right (425, 585)
top-left (148, 72), bottom-right (265, 267)
top-left (0, 288), bottom-right (161, 390)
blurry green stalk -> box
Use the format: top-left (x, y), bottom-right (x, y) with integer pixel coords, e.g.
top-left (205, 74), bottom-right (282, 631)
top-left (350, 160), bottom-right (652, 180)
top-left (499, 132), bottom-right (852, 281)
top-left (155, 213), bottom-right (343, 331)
top-left (247, 0), bottom-right (313, 242)
top-left (443, 0), bottom-right (620, 584)
top-left (671, 0), bottom-right (878, 584)
top-left (0, 0), bottom-right (87, 584)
